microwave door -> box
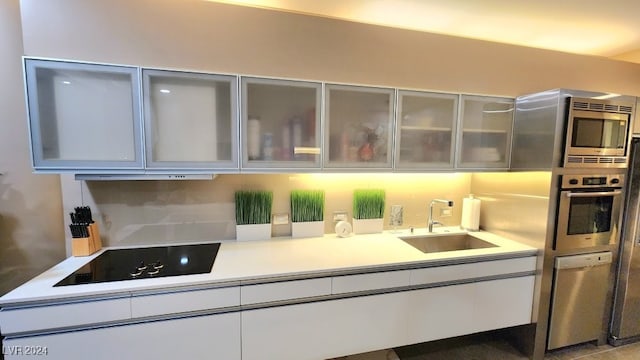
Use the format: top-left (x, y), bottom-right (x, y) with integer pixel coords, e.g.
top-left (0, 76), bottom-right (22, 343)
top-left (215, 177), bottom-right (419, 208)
top-left (566, 110), bottom-right (629, 157)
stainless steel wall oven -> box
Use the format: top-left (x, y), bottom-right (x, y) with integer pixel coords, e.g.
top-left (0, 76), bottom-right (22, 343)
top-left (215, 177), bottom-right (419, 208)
top-left (555, 173), bottom-right (624, 251)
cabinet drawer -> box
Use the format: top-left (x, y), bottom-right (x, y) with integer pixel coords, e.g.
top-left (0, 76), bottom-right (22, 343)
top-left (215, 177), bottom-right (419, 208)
top-left (332, 270), bottom-right (411, 294)
top-left (131, 286), bottom-right (239, 318)
top-left (0, 297), bottom-right (130, 335)
top-left (410, 257), bottom-right (536, 286)
top-left (242, 291), bottom-right (408, 360)
top-left (3, 312), bottom-right (241, 360)
top-left (241, 278), bottom-right (332, 305)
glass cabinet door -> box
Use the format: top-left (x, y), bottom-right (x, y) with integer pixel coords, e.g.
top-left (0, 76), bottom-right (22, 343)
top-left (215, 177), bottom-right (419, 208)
top-left (143, 70), bottom-right (238, 170)
top-left (395, 91), bottom-right (457, 169)
top-left (456, 95), bottom-right (514, 169)
top-left (325, 85), bottom-right (394, 169)
top-left (25, 59), bottom-right (143, 170)
top-left (241, 78), bottom-right (321, 169)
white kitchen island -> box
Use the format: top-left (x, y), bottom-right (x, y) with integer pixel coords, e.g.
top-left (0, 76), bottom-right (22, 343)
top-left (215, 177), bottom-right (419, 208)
top-left (0, 228), bottom-right (537, 360)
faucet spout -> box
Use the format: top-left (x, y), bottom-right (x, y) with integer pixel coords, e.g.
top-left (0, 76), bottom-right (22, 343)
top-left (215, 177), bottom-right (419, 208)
top-left (428, 199), bottom-right (454, 232)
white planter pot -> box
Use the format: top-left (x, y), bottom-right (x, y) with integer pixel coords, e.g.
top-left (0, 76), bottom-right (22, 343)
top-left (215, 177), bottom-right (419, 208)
top-left (291, 221), bottom-right (325, 239)
top-left (352, 218), bottom-right (384, 234)
top-left (236, 223), bottom-right (271, 241)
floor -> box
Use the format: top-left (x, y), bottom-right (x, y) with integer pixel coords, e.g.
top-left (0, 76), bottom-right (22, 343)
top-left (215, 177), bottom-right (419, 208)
top-left (338, 332), bottom-right (640, 360)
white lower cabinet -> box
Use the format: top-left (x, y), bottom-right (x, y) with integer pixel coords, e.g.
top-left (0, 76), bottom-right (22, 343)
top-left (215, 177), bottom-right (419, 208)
top-left (0, 297), bottom-right (131, 334)
top-left (131, 285), bottom-right (239, 318)
top-left (3, 312), bottom-right (241, 360)
top-left (406, 280), bottom-right (475, 344)
top-left (0, 265), bottom-right (534, 360)
top-left (241, 277), bottom-right (332, 305)
top-left (332, 270), bottom-right (411, 294)
top-left (241, 292), bottom-right (410, 360)
top-left (407, 276), bottom-right (534, 345)
top-left (471, 276), bottom-right (535, 332)
top-left (242, 275), bottom-right (534, 360)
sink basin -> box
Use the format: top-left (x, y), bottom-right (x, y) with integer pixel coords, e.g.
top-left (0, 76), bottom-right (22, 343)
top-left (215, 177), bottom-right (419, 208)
top-left (399, 234), bottom-right (497, 254)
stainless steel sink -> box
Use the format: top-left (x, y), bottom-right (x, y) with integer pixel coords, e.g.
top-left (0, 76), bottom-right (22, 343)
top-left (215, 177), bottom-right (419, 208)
top-left (399, 234), bottom-right (497, 254)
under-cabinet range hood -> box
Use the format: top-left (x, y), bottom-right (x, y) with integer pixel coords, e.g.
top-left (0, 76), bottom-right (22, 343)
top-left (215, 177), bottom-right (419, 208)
top-left (74, 174), bottom-right (217, 181)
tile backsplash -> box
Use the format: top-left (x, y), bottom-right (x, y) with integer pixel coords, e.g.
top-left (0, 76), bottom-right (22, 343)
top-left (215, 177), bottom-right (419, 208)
top-left (82, 173), bottom-right (471, 247)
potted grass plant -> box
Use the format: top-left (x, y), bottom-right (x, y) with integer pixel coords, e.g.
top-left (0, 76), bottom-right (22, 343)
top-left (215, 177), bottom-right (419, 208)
top-left (235, 190), bottom-right (273, 241)
top-left (352, 189), bottom-right (385, 234)
top-left (290, 190), bottom-right (325, 238)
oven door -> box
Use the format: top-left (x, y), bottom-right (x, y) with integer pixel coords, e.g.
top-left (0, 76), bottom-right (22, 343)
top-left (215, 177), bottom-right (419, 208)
top-left (556, 188), bottom-right (623, 250)
top-left (566, 110), bottom-right (629, 157)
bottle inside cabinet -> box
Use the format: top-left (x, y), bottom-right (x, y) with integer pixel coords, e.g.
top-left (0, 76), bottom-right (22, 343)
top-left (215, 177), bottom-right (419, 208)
top-left (242, 78), bottom-right (321, 168)
top-left (326, 85), bottom-right (394, 168)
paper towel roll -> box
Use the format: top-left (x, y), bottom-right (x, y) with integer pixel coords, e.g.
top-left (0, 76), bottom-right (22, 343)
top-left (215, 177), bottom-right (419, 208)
top-left (461, 194), bottom-right (481, 231)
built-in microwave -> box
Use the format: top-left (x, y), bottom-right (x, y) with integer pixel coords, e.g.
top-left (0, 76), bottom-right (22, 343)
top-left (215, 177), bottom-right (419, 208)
top-left (564, 97), bottom-right (634, 168)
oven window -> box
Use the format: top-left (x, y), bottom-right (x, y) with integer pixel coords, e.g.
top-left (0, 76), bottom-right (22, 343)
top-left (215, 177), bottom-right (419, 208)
top-left (572, 118), bottom-right (626, 149)
top-left (567, 195), bottom-right (613, 235)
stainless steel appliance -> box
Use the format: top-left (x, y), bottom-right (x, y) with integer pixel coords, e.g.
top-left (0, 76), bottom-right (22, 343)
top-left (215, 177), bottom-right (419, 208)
top-left (555, 173), bottom-right (625, 251)
top-left (54, 243), bottom-right (221, 286)
top-left (511, 90), bottom-right (636, 171)
top-left (548, 252), bottom-right (613, 350)
top-left (611, 137), bottom-right (640, 345)
top-left (564, 97), bottom-right (633, 168)
top-left (505, 89), bottom-right (636, 360)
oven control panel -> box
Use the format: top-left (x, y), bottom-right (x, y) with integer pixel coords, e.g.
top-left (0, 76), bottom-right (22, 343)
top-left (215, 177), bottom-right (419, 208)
top-left (561, 174), bottom-right (625, 189)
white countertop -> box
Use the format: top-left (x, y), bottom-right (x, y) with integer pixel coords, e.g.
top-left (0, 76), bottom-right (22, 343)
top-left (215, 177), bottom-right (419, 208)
top-left (0, 227), bottom-right (536, 306)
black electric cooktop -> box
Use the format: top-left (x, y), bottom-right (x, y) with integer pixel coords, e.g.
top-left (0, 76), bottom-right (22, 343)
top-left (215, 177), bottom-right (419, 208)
top-left (55, 243), bottom-right (221, 287)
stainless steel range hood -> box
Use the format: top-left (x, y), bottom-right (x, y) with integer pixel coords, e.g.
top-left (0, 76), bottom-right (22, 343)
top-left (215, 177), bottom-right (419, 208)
top-left (74, 174), bottom-right (216, 181)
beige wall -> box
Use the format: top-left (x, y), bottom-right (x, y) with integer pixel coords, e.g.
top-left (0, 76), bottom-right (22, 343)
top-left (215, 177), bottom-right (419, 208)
top-left (20, 0), bottom-right (640, 97)
top-left (0, 0), bottom-right (65, 295)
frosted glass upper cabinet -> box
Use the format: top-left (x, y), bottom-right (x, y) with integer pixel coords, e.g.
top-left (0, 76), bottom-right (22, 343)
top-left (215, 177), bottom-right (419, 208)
top-left (143, 69), bottom-right (238, 170)
top-left (325, 85), bottom-right (394, 169)
top-left (24, 59), bottom-right (143, 171)
top-left (241, 77), bottom-right (321, 170)
top-left (456, 95), bottom-right (514, 169)
top-left (395, 91), bottom-right (458, 169)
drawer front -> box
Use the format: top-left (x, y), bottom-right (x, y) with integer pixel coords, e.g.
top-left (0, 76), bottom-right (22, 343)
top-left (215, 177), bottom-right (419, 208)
top-left (0, 297), bottom-right (130, 335)
top-left (332, 270), bottom-right (411, 294)
top-left (241, 278), bottom-right (332, 305)
top-left (410, 257), bottom-right (536, 286)
top-left (131, 286), bottom-right (240, 318)
top-left (3, 312), bottom-right (241, 360)
top-left (241, 291), bottom-right (408, 360)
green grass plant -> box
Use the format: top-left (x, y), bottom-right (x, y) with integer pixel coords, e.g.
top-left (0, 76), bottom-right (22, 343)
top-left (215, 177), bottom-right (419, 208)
top-left (291, 190), bottom-right (325, 223)
top-left (353, 189), bottom-right (385, 220)
top-left (235, 190), bottom-right (273, 225)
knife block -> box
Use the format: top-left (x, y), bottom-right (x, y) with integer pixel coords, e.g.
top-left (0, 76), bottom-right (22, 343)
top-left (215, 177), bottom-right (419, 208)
top-left (71, 223), bottom-right (102, 256)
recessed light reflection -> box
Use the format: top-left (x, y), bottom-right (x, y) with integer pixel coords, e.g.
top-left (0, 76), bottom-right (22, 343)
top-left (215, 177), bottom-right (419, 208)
top-left (160, 89), bottom-right (171, 94)
top-left (62, 81), bottom-right (71, 85)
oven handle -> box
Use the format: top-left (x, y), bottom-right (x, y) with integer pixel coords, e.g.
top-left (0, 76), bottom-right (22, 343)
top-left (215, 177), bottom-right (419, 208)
top-left (565, 190), bottom-right (623, 198)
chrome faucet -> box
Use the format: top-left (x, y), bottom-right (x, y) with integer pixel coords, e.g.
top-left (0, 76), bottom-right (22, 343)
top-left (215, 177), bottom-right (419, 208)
top-left (428, 199), bottom-right (454, 232)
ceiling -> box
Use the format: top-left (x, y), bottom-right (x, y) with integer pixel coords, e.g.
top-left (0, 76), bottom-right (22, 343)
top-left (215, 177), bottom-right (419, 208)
top-left (212, 0), bottom-right (640, 63)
